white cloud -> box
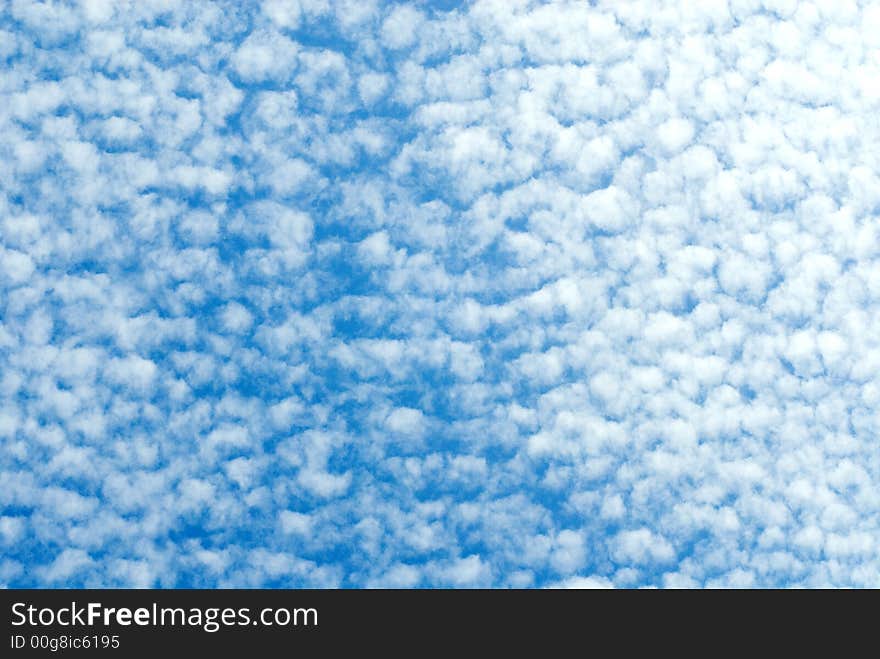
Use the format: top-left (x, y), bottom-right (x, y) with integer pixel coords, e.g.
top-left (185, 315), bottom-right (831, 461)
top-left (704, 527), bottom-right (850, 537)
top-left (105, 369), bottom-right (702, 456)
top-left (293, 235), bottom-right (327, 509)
top-left (231, 30), bottom-right (299, 83)
top-left (432, 555), bottom-right (491, 587)
top-left (612, 529), bottom-right (676, 566)
top-left (262, 0), bottom-right (302, 30)
top-left (5, 0), bottom-right (880, 589)
top-left (380, 5), bottom-right (423, 50)
top-left (221, 302), bottom-right (254, 334)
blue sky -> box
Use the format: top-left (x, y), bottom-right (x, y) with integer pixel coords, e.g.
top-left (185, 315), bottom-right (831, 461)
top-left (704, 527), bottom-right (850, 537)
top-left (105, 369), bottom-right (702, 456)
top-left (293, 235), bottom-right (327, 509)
top-left (2, 0), bottom-right (880, 588)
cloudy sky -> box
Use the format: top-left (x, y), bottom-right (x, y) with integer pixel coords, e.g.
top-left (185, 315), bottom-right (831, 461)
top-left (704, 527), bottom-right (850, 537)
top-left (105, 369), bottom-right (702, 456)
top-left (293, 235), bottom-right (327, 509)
top-left (2, 0), bottom-right (880, 588)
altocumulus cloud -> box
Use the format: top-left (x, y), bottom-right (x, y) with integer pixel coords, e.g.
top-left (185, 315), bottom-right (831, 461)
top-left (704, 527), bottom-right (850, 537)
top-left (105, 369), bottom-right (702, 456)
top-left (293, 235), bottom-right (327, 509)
top-left (1, 0), bottom-right (880, 588)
